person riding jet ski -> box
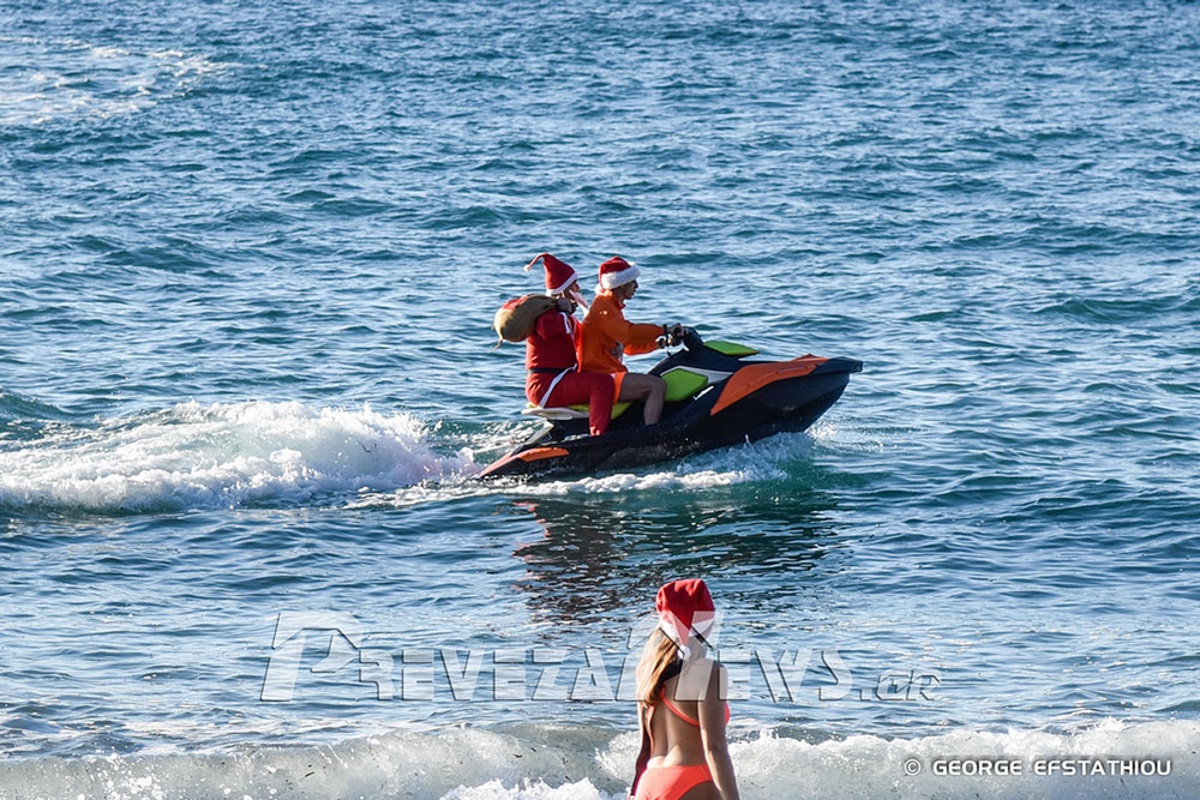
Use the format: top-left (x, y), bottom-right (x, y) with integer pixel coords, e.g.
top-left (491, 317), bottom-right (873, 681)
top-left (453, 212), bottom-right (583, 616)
top-left (483, 257), bottom-right (863, 480)
top-left (523, 253), bottom-right (616, 437)
top-left (580, 256), bottom-right (684, 428)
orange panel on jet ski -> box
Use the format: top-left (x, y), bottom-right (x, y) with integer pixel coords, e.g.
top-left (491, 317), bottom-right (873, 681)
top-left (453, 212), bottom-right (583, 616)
top-left (517, 446), bottom-right (570, 462)
top-left (710, 357), bottom-right (827, 416)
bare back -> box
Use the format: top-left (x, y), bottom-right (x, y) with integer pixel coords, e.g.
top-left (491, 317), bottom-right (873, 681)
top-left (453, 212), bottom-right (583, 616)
top-left (640, 658), bottom-right (731, 797)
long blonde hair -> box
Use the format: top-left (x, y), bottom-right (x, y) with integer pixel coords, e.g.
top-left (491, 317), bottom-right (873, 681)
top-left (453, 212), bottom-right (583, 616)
top-left (635, 628), bottom-right (681, 706)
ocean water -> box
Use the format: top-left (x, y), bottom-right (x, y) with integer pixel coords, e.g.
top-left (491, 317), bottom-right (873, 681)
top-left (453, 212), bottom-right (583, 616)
top-left (2, 0), bottom-right (1200, 797)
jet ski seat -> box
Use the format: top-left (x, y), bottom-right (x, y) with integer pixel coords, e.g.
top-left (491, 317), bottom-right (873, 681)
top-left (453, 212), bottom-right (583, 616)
top-left (520, 368), bottom-right (713, 422)
top-left (521, 401), bottom-right (633, 422)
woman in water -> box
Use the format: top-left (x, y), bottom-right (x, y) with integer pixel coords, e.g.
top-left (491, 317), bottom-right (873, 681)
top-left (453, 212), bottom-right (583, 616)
top-left (632, 579), bottom-right (740, 800)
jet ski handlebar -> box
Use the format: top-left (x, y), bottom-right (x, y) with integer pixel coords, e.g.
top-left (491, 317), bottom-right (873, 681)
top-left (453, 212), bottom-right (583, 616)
top-left (657, 324), bottom-right (702, 350)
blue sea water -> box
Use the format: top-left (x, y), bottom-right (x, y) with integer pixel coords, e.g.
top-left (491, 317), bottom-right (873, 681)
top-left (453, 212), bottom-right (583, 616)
top-left (2, 0), bottom-right (1200, 797)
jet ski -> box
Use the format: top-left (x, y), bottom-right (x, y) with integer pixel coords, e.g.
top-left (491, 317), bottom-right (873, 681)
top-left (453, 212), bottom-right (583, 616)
top-left (480, 329), bottom-right (862, 479)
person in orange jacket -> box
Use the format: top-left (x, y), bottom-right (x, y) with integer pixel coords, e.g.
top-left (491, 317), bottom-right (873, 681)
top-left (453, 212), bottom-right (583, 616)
top-left (523, 253), bottom-right (617, 437)
top-left (580, 256), bottom-right (682, 427)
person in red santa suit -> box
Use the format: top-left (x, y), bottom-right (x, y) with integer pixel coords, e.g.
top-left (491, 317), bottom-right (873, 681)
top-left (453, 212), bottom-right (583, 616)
top-left (523, 253), bottom-right (617, 438)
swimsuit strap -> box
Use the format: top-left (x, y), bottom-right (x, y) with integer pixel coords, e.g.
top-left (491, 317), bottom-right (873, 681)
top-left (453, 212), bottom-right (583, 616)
top-left (659, 686), bottom-right (731, 726)
top-left (660, 688), bottom-right (701, 727)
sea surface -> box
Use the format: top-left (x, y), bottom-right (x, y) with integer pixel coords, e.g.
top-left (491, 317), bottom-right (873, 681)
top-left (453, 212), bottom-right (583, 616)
top-left (2, 0), bottom-right (1200, 797)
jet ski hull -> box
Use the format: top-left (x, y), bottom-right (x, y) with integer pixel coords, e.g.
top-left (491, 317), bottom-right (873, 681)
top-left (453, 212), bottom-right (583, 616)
top-left (481, 349), bottom-right (862, 480)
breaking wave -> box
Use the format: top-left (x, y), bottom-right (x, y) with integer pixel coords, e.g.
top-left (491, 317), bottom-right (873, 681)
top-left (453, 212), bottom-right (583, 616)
top-left (0, 719), bottom-right (1194, 800)
top-left (0, 400), bottom-right (473, 514)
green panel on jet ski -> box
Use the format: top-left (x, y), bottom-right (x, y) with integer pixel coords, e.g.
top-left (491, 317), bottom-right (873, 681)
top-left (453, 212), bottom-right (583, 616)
top-left (569, 400), bottom-right (633, 419)
top-left (705, 340), bottom-right (759, 357)
top-left (662, 368), bottom-right (710, 402)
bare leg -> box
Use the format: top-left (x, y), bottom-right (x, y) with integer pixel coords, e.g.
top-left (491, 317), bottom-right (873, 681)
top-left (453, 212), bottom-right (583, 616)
top-left (618, 373), bottom-right (667, 426)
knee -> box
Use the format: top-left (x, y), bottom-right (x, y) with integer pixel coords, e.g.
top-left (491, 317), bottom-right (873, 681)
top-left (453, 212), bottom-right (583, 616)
top-left (621, 373), bottom-right (663, 402)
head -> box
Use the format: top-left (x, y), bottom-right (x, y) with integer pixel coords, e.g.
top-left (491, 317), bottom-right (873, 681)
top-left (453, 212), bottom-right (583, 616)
top-left (560, 279), bottom-right (586, 309)
top-left (526, 252), bottom-right (587, 311)
top-left (636, 579), bottom-right (716, 704)
top-left (656, 579), bottom-right (715, 653)
top-left (595, 256), bottom-right (641, 297)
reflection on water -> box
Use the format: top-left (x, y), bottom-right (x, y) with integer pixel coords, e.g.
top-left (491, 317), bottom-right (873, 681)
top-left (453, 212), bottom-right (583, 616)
top-left (502, 472), bottom-right (901, 735)
top-left (509, 474), bottom-right (847, 636)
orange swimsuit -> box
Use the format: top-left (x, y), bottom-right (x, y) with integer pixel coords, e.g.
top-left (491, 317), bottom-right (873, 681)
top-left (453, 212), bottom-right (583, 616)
top-left (634, 763), bottom-right (713, 800)
top-left (633, 691), bottom-right (730, 800)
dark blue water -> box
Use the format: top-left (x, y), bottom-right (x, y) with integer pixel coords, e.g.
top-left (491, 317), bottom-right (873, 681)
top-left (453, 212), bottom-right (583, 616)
top-left (2, 1), bottom-right (1199, 797)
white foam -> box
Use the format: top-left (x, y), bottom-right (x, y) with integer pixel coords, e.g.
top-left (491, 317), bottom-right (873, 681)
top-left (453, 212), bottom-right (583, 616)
top-left (355, 426), bottom-right (820, 509)
top-left (0, 400), bottom-right (471, 513)
top-left (0, 721), bottom-right (1194, 800)
top-left (442, 780), bottom-right (611, 800)
top-left (0, 35), bottom-right (228, 125)
top-left (510, 433), bottom-right (808, 497)
top-left (0, 403), bottom-right (827, 514)
top-left (521, 466), bottom-right (758, 496)
top-left (732, 720), bottom-right (1200, 800)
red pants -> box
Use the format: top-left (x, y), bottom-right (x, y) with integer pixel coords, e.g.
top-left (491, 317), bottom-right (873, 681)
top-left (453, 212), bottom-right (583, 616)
top-left (526, 370), bottom-right (616, 437)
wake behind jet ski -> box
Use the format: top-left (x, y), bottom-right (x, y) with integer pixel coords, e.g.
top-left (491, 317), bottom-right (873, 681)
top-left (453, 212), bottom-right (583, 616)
top-left (480, 328), bottom-right (862, 479)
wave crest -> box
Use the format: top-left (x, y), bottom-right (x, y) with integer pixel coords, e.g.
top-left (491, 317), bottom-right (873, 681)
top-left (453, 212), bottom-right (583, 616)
top-left (0, 400), bottom-right (471, 513)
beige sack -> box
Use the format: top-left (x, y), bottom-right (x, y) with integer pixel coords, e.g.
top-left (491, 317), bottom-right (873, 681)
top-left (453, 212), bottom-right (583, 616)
top-left (492, 294), bottom-right (558, 345)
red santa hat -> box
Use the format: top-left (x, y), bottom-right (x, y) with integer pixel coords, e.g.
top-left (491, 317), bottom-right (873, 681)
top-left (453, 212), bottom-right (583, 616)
top-left (525, 253), bottom-right (578, 295)
top-left (595, 256), bottom-right (641, 294)
top-left (656, 579), bottom-right (716, 655)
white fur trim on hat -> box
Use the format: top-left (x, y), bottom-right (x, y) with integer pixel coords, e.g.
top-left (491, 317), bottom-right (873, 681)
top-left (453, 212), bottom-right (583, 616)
top-left (548, 273), bottom-right (578, 295)
top-left (596, 264), bottom-right (640, 295)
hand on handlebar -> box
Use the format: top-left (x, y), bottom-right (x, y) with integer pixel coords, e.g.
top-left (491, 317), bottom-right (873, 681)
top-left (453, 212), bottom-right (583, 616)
top-left (668, 324), bottom-right (693, 347)
top-left (658, 324), bottom-right (696, 349)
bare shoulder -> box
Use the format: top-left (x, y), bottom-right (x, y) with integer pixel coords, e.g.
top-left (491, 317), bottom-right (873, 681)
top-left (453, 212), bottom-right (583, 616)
top-left (675, 655), bottom-right (724, 701)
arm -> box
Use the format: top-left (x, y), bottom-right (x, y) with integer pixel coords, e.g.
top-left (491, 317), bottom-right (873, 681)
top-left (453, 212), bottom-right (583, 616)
top-left (623, 337), bottom-right (662, 357)
top-left (698, 665), bottom-right (740, 800)
top-left (591, 304), bottom-right (663, 352)
top-left (630, 703), bottom-right (652, 800)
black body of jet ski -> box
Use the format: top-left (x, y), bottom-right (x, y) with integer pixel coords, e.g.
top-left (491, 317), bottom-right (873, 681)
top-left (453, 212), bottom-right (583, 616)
top-left (480, 330), bottom-right (862, 480)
